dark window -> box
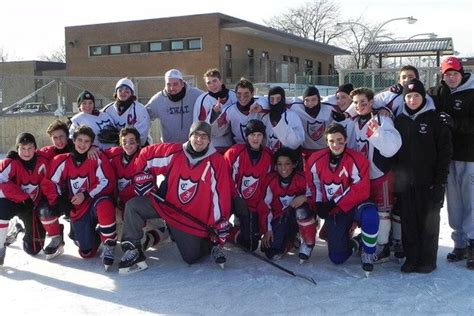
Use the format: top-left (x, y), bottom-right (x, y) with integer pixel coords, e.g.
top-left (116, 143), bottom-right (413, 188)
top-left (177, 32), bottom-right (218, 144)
top-left (129, 43), bottom-right (142, 53)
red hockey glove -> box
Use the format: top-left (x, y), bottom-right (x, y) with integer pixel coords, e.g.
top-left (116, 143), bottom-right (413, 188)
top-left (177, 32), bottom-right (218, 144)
top-left (211, 218), bottom-right (230, 245)
top-left (133, 172), bottom-right (156, 197)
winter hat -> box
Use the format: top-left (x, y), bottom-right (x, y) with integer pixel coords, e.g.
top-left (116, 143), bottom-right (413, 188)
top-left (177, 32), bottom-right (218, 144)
top-left (268, 86), bottom-right (286, 100)
top-left (115, 78), bottom-right (135, 94)
top-left (189, 121), bottom-right (211, 139)
top-left (244, 119), bottom-right (266, 137)
top-left (165, 69), bottom-right (183, 82)
top-left (337, 83), bottom-right (354, 96)
top-left (441, 56), bottom-right (464, 75)
top-left (77, 90), bottom-right (95, 106)
top-left (16, 132), bottom-right (37, 149)
top-left (403, 78), bottom-right (426, 100)
top-left (303, 86), bottom-right (320, 99)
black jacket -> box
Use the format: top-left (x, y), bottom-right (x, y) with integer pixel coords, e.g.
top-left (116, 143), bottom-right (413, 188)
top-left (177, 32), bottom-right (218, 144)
top-left (428, 73), bottom-right (474, 161)
top-left (393, 99), bottom-right (452, 192)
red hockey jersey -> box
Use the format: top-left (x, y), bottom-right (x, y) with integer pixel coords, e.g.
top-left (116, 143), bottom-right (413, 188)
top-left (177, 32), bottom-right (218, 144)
top-left (305, 148), bottom-right (370, 213)
top-left (42, 152), bottom-right (115, 221)
top-left (135, 143), bottom-right (231, 238)
top-left (224, 144), bottom-right (273, 211)
top-left (261, 171), bottom-right (307, 233)
top-left (0, 155), bottom-right (48, 205)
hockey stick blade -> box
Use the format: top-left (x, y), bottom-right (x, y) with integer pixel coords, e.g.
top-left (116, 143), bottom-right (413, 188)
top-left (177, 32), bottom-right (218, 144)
top-left (241, 246), bottom-right (316, 285)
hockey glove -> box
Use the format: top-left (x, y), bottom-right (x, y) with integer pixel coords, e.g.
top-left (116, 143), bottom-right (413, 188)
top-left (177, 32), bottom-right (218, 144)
top-left (97, 124), bottom-right (120, 144)
top-left (331, 110), bottom-right (347, 122)
top-left (316, 200), bottom-right (336, 220)
top-left (211, 218), bottom-right (230, 245)
top-left (438, 112), bottom-right (454, 129)
top-left (389, 83), bottom-right (403, 95)
top-left (133, 172), bottom-right (157, 197)
top-left (6, 150), bottom-right (19, 160)
top-left (430, 184), bottom-right (446, 209)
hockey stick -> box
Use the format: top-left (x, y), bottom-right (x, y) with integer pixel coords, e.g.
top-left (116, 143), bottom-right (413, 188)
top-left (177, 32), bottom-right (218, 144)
top-left (237, 245), bottom-right (317, 286)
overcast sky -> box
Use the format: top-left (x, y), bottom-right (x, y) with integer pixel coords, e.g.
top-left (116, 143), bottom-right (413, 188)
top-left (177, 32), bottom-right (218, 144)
top-left (1, 0), bottom-right (473, 60)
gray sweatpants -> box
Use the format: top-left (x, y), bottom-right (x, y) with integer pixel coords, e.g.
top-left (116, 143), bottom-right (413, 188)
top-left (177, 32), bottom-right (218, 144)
top-left (122, 196), bottom-right (211, 264)
top-left (446, 160), bottom-right (474, 247)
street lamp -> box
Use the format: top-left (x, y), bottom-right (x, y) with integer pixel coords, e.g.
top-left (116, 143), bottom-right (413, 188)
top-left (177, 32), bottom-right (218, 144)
top-left (407, 32), bottom-right (437, 40)
top-left (336, 16), bottom-right (417, 41)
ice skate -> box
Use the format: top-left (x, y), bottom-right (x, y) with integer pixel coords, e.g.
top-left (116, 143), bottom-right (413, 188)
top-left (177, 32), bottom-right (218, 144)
top-left (0, 247), bottom-right (6, 266)
top-left (447, 247), bottom-right (467, 262)
top-left (298, 243), bottom-right (314, 264)
top-left (392, 240), bottom-right (405, 263)
top-left (211, 245), bottom-right (226, 269)
top-left (5, 221), bottom-right (25, 246)
top-left (118, 241), bottom-right (148, 275)
top-left (467, 240), bottom-right (474, 270)
top-left (101, 239), bottom-right (117, 271)
top-left (373, 244), bottom-right (390, 264)
top-left (142, 226), bottom-right (169, 251)
top-left (361, 250), bottom-right (374, 277)
top-left (43, 235), bottom-right (65, 260)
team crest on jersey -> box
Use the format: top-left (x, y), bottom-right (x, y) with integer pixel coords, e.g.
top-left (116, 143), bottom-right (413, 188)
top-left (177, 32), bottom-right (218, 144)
top-left (127, 113), bottom-right (137, 126)
top-left (21, 184), bottom-right (39, 201)
top-left (178, 178), bottom-right (198, 204)
top-left (118, 178), bottom-right (131, 192)
top-left (307, 121), bottom-right (325, 141)
top-left (356, 138), bottom-right (369, 159)
top-left (241, 175), bottom-right (259, 199)
top-left (324, 183), bottom-right (343, 201)
top-left (95, 119), bottom-right (113, 131)
top-left (453, 99), bottom-right (462, 111)
top-left (419, 123), bottom-right (428, 134)
top-left (279, 194), bottom-right (295, 210)
top-left (267, 133), bottom-right (281, 152)
top-left (70, 176), bottom-right (89, 195)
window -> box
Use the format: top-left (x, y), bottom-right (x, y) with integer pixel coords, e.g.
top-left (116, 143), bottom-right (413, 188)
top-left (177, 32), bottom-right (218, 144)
top-left (109, 45), bottom-right (122, 55)
top-left (90, 46), bottom-right (103, 56)
top-left (171, 40), bottom-right (184, 50)
top-left (129, 43), bottom-right (142, 53)
top-left (149, 42), bottom-right (162, 52)
top-left (188, 38), bottom-right (202, 50)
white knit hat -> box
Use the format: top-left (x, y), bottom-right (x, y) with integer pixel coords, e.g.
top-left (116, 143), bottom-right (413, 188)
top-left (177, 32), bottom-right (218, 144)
top-left (115, 78), bottom-right (135, 94)
top-left (165, 69), bottom-right (183, 82)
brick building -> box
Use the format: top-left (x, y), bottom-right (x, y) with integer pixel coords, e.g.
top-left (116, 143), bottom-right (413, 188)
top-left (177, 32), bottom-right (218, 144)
top-left (65, 13), bottom-right (349, 92)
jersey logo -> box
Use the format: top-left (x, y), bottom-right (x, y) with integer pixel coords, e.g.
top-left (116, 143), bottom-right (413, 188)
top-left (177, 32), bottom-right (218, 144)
top-left (453, 99), bottom-right (462, 111)
top-left (127, 113), bottom-right (137, 126)
top-left (356, 138), bottom-right (369, 159)
top-left (267, 133), bottom-right (281, 152)
top-left (21, 184), bottom-right (39, 201)
top-left (95, 119), bottom-right (113, 131)
top-left (324, 183), bottom-right (343, 201)
top-left (239, 123), bottom-right (247, 142)
top-left (279, 194), bottom-right (295, 210)
top-left (306, 121), bottom-right (325, 141)
top-left (178, 178), bottom-right (198, 204)
top-left (70, 176), bottom-right (89, 195)
top-left (419, 123), bottom-right (428, 134)
top-left (241, 175), bottom-right (259, 199)
top-left (117, 177), bottom-right (131, 192)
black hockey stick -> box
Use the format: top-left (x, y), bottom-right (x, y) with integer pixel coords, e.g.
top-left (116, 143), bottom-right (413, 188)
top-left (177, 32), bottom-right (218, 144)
top-left (238, 245), bottom-right (317, 285)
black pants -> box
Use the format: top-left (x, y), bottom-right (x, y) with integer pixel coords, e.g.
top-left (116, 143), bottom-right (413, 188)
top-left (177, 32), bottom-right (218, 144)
top-left (0, 198), bottom-right (45, 255)
top-left (261, 211), bottom-right (298, 258)
top-left (398, 186), bottom-right (441, 268)
top-left (236, 211), bottom-right (260, 251)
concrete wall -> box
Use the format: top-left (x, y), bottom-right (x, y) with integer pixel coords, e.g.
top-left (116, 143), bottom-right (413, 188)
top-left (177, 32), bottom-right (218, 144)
top-left (0, 114), bottom-right (162, 153)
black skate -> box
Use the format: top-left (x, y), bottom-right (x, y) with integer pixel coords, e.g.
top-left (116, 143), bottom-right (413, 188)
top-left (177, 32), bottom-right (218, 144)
top-left (101, 239), bottom-right (117, 271)
top-left (447, 247), bottom-right (467, 262)
top-left (43, 235), bottom-right (65, 260)
top-left (0, 247), bottom-right (5, 266)
top-left (298, 243), bottom-right (314, 264)
top-left (392, 241), bottom-right (405, 262)
top-left (5, 221), bottom-right (25, 246)
top-left (361, 250), bottom-right (374, 277)
top-left (118, 241), bottom-right (148, 275)
top-left (373, 244), bottom-right (390, 264)
top-left (467, 240), bottom-right (474, 270)
top-left (211, 245), bottom-right (226, 269)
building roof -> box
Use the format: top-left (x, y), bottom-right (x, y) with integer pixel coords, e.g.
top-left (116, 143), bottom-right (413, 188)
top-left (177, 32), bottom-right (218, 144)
top-left (217, 13), bottom-right (351, 56)
top-left (362, 37), bottom-right (454, 57)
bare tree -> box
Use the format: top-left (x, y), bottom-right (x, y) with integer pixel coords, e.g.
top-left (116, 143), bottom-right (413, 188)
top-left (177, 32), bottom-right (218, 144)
top-left (264, 0), bottom-right (343, 44)
top-left (39, 45), bottom-right (66, 63)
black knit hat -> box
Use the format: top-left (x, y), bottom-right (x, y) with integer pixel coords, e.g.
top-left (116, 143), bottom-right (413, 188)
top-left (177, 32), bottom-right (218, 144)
top-left (303, 86), bottom-right (320, 99)
top-left (337, 83), bottom-right (354, 95)
top-left (403, 78), bottom-right (426, 100)
top-left (16, 132), bottom-right (37, 149)
top-left (244, 119), bottom-right (266, 137)
top-left (77, 90), bottom-right (95, 106)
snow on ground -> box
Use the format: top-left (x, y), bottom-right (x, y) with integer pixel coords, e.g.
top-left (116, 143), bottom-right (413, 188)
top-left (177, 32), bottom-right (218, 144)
top-left (1, 205), bottom-right (473, 315)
